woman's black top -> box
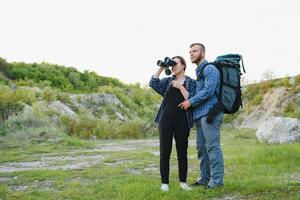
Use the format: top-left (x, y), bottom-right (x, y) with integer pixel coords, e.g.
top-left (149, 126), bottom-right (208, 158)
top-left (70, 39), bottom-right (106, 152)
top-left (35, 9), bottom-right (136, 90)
top-left (161, 86), bottom-right (187, 122)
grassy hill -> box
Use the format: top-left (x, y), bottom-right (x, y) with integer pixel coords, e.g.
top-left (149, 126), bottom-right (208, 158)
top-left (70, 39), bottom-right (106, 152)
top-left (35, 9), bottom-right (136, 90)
top-left (0, 57), bottom-right (161, 143)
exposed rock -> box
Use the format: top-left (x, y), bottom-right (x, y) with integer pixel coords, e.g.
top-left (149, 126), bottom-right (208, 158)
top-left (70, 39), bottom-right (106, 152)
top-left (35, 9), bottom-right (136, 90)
top-left (23, 104), bottom-right (33, 114)
top-left (256, 117), bottom-right (300, 144)
top-left (90, 135), bottom-right (97, 140)
top-left (48, 100), bottom-right (77, 117)
top-left (236, 88), bottom-right (286, 129)
top-left (10, 185), bottom-right (28, 191)
top-left (70, 93), bottom-right (122, 109)
top-left (115, 111), bottom-right (127, 121)
top-left (69, 93), bottom-right (129, 121)
top-left (289, 77), bottom-right (295, 85)
top-left (6, 87), bottom-right (134, 123)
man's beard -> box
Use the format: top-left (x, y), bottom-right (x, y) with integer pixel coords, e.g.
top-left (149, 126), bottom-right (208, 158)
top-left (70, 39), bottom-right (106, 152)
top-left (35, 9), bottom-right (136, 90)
top-left (192, 54), bottom-right (202, 64)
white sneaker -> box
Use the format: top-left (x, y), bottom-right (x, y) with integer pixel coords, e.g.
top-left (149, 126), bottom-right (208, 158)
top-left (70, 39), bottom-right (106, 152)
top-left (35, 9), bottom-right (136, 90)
top-left (160, 184), bottom-right (169, 192)
top-left (180, 182), bottom-right (192, 191)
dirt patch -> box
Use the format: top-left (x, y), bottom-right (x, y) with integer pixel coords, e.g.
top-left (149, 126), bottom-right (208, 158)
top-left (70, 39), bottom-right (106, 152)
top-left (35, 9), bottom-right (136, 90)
top-left (0, 177), bottom-right (12, 183)
top-left (0, 155), bottom-right (104, 173)
top-left (0, 138), bottom-right (197, 174)
top-left (104, 158), bottom-right (125, 167)
top-left (8, 180), bottom-right (54, 192)
top-left (66, 177), bottom-right (94, 185)
top-left (289, 172), bottom-right (300, 182)
top-left (151, 151), bottom-right (160, 157)
top-left (212, 194), bottom-right (247, 200)
top-left (98, 146), bottom-right (136, 152)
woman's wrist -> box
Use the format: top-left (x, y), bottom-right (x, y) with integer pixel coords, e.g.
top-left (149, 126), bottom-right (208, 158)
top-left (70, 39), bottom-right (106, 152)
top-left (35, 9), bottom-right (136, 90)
top-left (153, 67), bottom-right (164, 78)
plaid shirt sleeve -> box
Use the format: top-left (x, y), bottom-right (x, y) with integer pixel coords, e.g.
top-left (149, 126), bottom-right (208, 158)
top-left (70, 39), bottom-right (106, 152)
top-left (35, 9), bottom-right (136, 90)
top-left (186, 77), bottom-right (196, 128)
top-left (189, 65), bottom-right (219, 107)
top-left (149, 76), bottom-right (171, 97)
top-left (187, 79), bottom-right (196, 100)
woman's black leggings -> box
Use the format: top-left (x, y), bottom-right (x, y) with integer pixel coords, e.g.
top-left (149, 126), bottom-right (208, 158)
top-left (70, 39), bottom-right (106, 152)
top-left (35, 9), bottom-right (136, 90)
top-left (159, 116), bottom-right (190, 184)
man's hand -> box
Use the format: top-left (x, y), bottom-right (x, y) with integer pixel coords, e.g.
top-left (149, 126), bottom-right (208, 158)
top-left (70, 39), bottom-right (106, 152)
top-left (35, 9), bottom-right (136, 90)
top-left (178, 100), bottom-right (191, 110)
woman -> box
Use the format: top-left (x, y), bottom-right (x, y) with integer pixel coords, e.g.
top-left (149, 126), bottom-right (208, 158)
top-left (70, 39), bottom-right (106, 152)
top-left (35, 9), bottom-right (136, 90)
top-left (149, 56), bottom-right (196, 192)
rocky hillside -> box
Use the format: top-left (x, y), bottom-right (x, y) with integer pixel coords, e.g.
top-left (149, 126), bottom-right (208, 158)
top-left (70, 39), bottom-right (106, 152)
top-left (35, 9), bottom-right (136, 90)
top-left (229, 75), bottom-right (300, 129)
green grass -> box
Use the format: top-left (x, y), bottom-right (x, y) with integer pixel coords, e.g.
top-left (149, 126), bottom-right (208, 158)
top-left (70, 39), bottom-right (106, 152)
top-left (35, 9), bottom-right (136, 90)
top-left (0, 129), bottom-right (299, 199)
top-left (0, 136), bottom-right (94, 163)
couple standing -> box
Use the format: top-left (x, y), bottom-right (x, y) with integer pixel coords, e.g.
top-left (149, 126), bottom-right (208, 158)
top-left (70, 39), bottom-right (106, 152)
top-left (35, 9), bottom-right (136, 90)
top-left (149, 43), bottom-right (224, 192)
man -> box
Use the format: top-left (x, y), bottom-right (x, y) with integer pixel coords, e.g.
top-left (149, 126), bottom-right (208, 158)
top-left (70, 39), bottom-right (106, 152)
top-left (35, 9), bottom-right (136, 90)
top-left (179, 43), bottom-right (224, 189)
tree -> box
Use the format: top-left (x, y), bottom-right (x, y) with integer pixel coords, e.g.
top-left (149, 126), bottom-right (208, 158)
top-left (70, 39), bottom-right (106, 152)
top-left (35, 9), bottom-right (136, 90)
top-left (261, 70), bottom-right (275, 81)
top-left (69, 72), bottom-right (84, 89)
top-left (0, 57), bottom-right (9, 75)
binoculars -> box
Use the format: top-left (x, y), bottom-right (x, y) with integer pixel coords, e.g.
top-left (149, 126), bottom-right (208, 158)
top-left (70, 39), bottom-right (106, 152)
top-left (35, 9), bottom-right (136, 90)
top-left (157, 57), bottom-right (177, 75)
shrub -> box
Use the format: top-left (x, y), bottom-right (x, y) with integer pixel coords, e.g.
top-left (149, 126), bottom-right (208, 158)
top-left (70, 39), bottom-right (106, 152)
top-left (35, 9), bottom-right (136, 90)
top-left (284, 102), bottom-right (294, 113)
top-left (0, 126), bottom-right (6, 136)
top-left (259, 81), bottom-right (274, 93)
top-left (42, 87), bottom-right (57, 102)
top-left (61, 116), bottom-right (97, 138)
top-left (94, 120), bottom-right (118, 139)
top-left (14, 79), bottom-right (36, 87)
top-left (244, 84), bottom-right (260, 100)
top-left (280, 77), bottom-right (291, 88)
top-left (117, 120), bottom-right (143, 139)
top-left (283, 103), bottom-right (300, 120)
top-left (0, 77), bottom-right (8, 85)
top-left (0, 57), bottom-right (9, 75)
top-left (60, 114), bottom-right (151, 139)
top-left (14, 88), bottom-right (36, 105)
top-left (57, 92), bottom-right (71, 104)
top-left (0, 86), bottom-right (27, 121)
top-left (295, 74), bottom-right (300, 85)
top-left (1, 112), bottom-right (64, 144)
top-left (252, 94), bottom-right (263, 106)
top-left (37, 80), bottom-right (52, 87)
top-left (223, 112), bottom-right (240, 124)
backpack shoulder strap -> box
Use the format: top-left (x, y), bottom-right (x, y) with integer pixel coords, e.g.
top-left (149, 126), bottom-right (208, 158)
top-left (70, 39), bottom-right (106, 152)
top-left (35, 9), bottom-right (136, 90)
top-left (197, 62), bottom-right (221, 100)
top-left (196, 62), bottom-right (211, 81)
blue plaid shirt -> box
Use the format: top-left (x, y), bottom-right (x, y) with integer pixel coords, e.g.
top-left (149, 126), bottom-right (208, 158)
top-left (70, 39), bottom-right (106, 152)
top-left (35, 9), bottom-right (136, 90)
top-left (188, 60), bottom-right (220, 122)
top-left (149, 75), bottom-right (196, 128)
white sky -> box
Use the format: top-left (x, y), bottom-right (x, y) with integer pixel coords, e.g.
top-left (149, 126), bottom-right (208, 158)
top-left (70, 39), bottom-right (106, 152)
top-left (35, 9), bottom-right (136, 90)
top-left (1, 0), bottom-right (300, 85)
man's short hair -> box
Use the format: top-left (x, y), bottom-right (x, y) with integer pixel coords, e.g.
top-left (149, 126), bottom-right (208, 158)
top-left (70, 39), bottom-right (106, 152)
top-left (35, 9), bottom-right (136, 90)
top-left (190, 43), bottom-right (205, 52)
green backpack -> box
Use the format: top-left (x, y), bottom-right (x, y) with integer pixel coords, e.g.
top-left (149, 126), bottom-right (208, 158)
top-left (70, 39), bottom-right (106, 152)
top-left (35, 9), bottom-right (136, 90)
top-left (199, 54), bottom-right (246, 114)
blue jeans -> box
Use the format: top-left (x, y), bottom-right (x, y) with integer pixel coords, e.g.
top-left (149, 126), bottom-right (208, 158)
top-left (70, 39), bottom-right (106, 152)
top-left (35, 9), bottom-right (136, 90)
top-left (195, 112), bottom-right (224, 187)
